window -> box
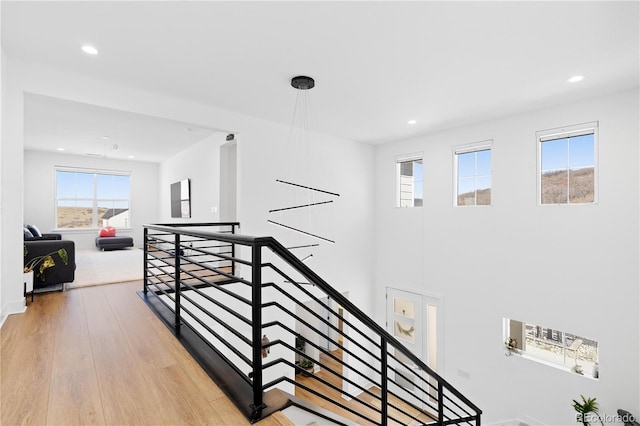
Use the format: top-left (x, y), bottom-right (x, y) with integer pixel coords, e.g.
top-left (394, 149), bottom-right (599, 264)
top-left (455, 143), bottom-right (492, 206)
top-left (504, 318), bottom-right (599, 379)
top-left (56, 168), bottom-right (131, 229)
top-left (397, 157), bottom-right (423, 207)
top-left (538, 122), bottom-right (597, 204)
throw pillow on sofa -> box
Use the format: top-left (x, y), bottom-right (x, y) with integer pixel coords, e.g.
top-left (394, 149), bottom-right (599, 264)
top-left (26, 224), bottom-right (42, 238)
top-left (99, 226), bottom-right (117, 237)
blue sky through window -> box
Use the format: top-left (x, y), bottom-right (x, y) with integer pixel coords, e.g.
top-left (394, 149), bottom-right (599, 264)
top-left (457, 149), bottom-right (491, 194)
top-left (541, 134), bottom-right (594, 171)
top-left (414, 161), bottom-right (423, 199)
top-left (57, 171), bottom-right (130, 199)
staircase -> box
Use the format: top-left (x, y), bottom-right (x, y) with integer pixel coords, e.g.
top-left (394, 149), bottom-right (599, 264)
top-left (139, 223), bottom-right (481, 425)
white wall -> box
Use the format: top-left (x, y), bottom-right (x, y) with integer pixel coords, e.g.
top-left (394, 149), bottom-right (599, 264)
top-left (373, 89), bottom-right (639, 423)
top-left (0, 12), bottom-right (5, 323)
top-left (158, 133), bottom-right (227, 223)
top-left (1, 55), bottom-right (26, 322)
top-left (23, 150), bottom-right (159, 250)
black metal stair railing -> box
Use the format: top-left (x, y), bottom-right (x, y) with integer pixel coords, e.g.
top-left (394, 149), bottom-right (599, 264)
top-left (140, 223), bottom-right (482, 425)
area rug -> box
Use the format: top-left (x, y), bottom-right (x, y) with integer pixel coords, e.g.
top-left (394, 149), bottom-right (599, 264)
top-left (68, 248), bottom-right (143, 289)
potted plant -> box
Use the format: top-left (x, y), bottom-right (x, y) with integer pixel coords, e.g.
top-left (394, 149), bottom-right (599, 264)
top-left (572, 395), bottom-right (604, 426)
top-left (299, 358), bottom-right (314, 376)
top-left (23, 244), bottom-right (68, 281)
top-left (505, 337), bottom-right (519, 355)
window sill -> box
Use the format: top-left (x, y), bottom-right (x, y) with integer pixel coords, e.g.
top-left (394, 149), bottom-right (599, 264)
top-left (506, 349), bottom-right (598, 381)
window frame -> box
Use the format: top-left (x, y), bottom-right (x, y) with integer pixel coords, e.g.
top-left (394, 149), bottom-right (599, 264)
top-left (536, 122), bottom-right (598, 206)
top-left (54, 166), bottom-right (132, 230)
top-left (453, 141), bottom-right (493, 207)
top-left (395, 153), bottom-right (424, 208)
top-left (503, 318), bottom-right (599, 380)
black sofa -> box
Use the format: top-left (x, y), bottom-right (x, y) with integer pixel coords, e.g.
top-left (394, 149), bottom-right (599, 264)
top-left (24, 239), bottom-right (76, 291)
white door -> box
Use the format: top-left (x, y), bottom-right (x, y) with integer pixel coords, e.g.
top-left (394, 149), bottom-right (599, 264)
top-left (386, 288), bottom-right (439, 410)
top-left (318, 296), bottom-right (330, 351)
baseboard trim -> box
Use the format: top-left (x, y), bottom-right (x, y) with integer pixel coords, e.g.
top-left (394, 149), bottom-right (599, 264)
top-left (0, 298), bottom-right (27, 329)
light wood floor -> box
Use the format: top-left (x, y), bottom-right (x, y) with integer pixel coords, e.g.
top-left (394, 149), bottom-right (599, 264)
top-left (0, 281), bottom-right (292, 426)
top-left (295, 348), bottom-right (435, 425)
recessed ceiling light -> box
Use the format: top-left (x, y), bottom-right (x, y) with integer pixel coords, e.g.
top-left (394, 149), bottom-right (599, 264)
top-left (101, 136), bottom-right (111, 140)
top-left (408, 120), bottom-right (417, 125)
top-left (567, 75), bottom-right (584, 83)
top-left (82, 45), bottom-right (99, 55)
top-left (56, 147), bottom-right (65, 151)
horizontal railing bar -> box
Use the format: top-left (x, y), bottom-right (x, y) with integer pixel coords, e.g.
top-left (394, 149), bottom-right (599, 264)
top-left (260, 319), bottom-right (379, 387)
top-left (176, 240), bottom-right (234, 248)
top-left (178, 279), bottom-right (251, 317)
top-left (265, 278), bottom-right (475, 420)
top-left (176, 258), bottom-right (246, 285)
top-left (441, 391), bottom-right (474, 419)
top-left (385, 376), bottom-right (437, 414)
top-left (172, 297), bottom-right (253, 368)
top-left (263, 376), bottom-right (383, 426)
top-left (443, 415), bottom-right (479, 425)
top-left (178, 244), bottom-right (237, 260)
top-left (385, 384), bottom-right (440, 420)
top-left (145, 224), bottom-right (261, 246)
top-left (146, 284), bottom-right (175, 301)
top-left (177, 267), bottom-right (253, 305)
top-left (175, 324), bottom-right (252, 387)
top-left (178, 252), bottom-right (234, 262)
top-left (386, 361), bottom-right (439, 395)
top-left (145, 281), bottom-right (177, 311)
top-left (142, 223), bottom-right (481, 423)
top-left (151, 222), bottom-right (241, 228)
top-left (145, 268), bottom-right (178, 292)
top-left (260, 338), bottom-right (381, 404)
top-left (261, 296), bottom-right (381, 369)
top-left (260, 302), bottom-right (382, 379)
top-left (260, 239), bottom-right (482, 416)
top-left (178, 290), bottom-right (252, 345)
top-left (263, 277), bottom-right (380, 351)
top-left (384, 394), bottom-right (429, 426)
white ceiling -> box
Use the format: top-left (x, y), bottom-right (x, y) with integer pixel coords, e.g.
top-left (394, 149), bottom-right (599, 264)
top-left (3, 1), bottom-right (639, 162)
top-left (23, 93), bottom-right (221, 163)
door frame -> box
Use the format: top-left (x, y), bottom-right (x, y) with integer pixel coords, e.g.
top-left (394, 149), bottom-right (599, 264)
top-left (386, 287), bottom-right (445, 374)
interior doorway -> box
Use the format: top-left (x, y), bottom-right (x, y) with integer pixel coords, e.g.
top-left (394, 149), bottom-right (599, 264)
top-left (294, 292), bottom-right (347, 401)
top-left (386, 287), bottom-right (443, 406)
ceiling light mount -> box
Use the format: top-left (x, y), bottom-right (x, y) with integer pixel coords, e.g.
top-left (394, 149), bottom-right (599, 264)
top-left (291, 76), bottom-right (315, 90)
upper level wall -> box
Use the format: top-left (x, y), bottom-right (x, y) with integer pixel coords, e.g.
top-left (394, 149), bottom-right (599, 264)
top-left (158, 133), bottom-right (227, 224)
top-left (373, 89), bottom-right (639, 423)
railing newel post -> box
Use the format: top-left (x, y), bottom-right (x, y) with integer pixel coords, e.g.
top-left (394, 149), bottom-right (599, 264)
top-left (438, 381), bottom-right (444, 425)
top-left (250, 241), bottom-right (265, 421)
top-left (143, 227), bottom-right (148, 294)
top-left (174, 233), bottom-right (181, 333)
top-left (381, 338), bottom-right (388, 426)
top-left (231, 224), bottom-right (236, 276)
